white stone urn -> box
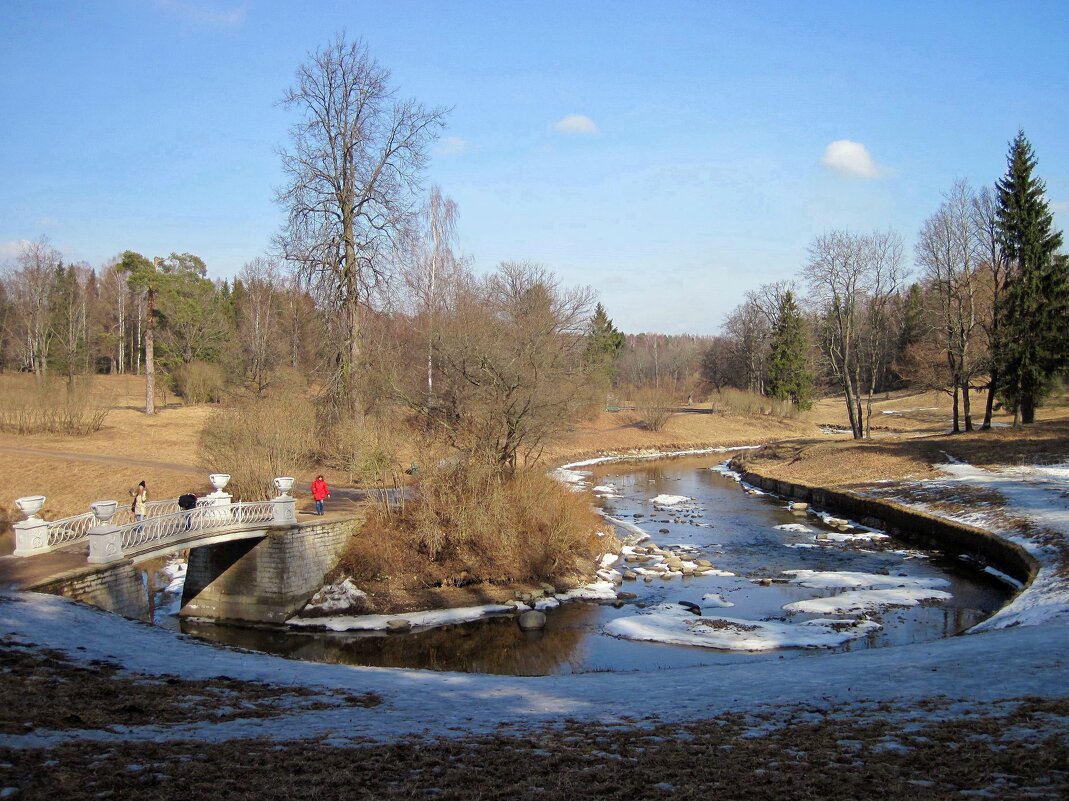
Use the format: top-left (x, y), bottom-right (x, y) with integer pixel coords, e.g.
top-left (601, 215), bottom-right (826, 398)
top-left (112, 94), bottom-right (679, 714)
top-left (273, 476), bottom-right (295, 496)
top-left (91, 500), bottom-right (119, 523)
top-left (209, 473), bottom-right (231, 493)
top-left (15, 495), bottom-right (46, 520)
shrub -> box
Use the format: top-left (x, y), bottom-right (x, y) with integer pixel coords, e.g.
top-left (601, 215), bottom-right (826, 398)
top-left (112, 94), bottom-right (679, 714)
top-left (340, 461), bottom-right (614, 588)
top-left (0, 375), bottom-right (109, 435)
top-left (630, 385), bottom-right (676, 431)
top-left (199, 394), bottom-right (318, 500)
top-left (173, 360), bottom-right (226, 404)
top-left (709, 387), bottom-right (798, 419)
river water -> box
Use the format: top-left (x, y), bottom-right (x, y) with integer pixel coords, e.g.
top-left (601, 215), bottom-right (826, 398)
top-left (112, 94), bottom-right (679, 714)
top-left (158, 454), bottom-right (1012, 675)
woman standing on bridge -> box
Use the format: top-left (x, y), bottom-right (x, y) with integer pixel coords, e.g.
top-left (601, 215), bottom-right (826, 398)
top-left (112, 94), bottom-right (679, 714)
top-left (311, 475), bottom-right (330, 515)
top-left (131, 481), bottom-right (147, 524)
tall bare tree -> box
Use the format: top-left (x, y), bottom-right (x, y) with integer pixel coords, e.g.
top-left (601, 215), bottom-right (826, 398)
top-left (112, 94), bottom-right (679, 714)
top-left (916, 180), bottom-right (986, 432)
top-left (805, 229), bottom-right (905, 438)
top-left (10, 238), bottom-right (62, 376)
top-left (971, 186), bottom-right (1011, 429)
top-left (276, 35), bottom-right (447, 418)
top-left (236, 256), bottom-right (285, 395)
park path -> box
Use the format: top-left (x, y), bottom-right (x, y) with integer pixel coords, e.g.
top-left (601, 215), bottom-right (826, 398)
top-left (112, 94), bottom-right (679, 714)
top-left (0, 443), bottom-right (202, 475)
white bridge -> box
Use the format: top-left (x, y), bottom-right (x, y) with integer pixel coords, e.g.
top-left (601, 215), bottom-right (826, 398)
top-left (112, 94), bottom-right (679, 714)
top-left (12, 474), bottom-right (297, 565)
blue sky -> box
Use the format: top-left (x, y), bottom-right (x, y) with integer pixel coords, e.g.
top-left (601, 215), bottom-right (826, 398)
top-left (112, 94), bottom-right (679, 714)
top-left (2, 0), bottom-right (1067, 334)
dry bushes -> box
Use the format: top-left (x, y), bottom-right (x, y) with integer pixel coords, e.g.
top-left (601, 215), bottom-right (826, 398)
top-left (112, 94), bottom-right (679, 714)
top-left (0, 376), bottom-right (110, 435)
top-left (341, 462), bottom-right (612, 588)
top-left (630, 386), bottom-right (676, 431)
top-left (173, 360), bottom-right (226, 404)
top-left (709, 387), bottom-right (798, 419)
top-left (200, 394), bottom-right (318, 500)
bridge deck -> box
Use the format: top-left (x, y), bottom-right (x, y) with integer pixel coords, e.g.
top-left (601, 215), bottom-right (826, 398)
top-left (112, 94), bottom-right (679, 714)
top-left (1, 507), bottom-right (356, 592)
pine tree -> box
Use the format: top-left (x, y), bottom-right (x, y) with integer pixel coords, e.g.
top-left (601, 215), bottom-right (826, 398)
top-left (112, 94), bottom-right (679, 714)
top-left (766, 290), bottom-right (813, 410)
top-left (994, 132), bottom-right (1068, 424)
top-left (586, 303), bottom-right (625, 380)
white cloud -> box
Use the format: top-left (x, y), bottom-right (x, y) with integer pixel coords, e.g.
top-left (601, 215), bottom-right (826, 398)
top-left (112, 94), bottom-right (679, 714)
top-left (0, 239), bottom-right (30, 263)
top-left (439, 136), bottom-right (469, 156)
top-left (821, 139), bottom-right (884, 178)
top-left (553, 114), bottom-right (599, 136)
top-left (155, 0), bottom-right (247, 29)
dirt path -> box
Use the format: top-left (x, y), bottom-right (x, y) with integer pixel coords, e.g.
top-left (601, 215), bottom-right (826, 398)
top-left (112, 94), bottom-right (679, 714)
top-left (0, 443), bottom-right (202, 475)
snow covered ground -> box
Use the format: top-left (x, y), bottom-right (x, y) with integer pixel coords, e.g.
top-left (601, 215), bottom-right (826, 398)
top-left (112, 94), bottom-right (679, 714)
top-left (2, 453), bottom-right (1068, 748)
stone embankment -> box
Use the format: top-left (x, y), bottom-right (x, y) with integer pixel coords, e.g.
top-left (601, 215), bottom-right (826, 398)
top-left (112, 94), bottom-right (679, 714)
top-left (729, 457), bottom-right (1039, 587)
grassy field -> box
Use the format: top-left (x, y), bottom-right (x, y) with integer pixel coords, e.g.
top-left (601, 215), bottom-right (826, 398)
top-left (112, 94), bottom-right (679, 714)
top-left (3, 371), bottom-right (1067, 555)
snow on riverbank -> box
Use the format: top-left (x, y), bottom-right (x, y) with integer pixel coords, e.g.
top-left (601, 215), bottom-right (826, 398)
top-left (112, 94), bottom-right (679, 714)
top-left (3, 450), bottom-right (1069, 748)
top-left (4, 588), bottom-right (1069, 749)
top-left (875, 460), bottom-right (1069, 631)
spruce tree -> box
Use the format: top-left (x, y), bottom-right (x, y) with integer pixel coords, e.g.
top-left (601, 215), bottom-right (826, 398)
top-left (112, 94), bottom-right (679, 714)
top-left (994, 131), bottom-right (1068, 424)
top-left (766, 290), bottom-right (813, 410)
top-left (586, 302), bottom-right (625, 379)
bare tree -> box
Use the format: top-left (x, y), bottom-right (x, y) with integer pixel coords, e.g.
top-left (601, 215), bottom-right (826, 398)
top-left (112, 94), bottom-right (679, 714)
top-left (9, 238), bottom-right (62, 375)
top-left (971, 186), bottom-right (1011, 429)
top-left (399, 186), bottom-right (460, 413)
top-left (276, 35), bottom-right (447, 418)
top-left (916, 180), bottom-right (985, 432)
top-left (406, 262), bottom-right (598, 471)
top-left (237, 256), bottom-right (285, 394)
top-left (805, 229), bottom-right (905, 438)
top-left (97, 260), bottom-right (130, 373)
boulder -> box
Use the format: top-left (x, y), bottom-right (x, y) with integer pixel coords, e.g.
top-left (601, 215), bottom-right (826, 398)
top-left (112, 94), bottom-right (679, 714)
top-left (386, 619), bottom-right (412, 633)
top-left (518, 610), bottom-right (547, 631)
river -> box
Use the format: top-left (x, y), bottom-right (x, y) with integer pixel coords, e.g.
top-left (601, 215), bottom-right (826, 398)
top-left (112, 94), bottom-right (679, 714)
top-left (150, 454), bottom-right (1012, 675)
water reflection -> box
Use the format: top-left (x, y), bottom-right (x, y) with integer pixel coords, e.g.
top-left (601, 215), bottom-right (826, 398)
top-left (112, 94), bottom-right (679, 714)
top-left (183, 603), bottom-right (601, 676)
top-left (155, 454), bottom-right (1012, 675)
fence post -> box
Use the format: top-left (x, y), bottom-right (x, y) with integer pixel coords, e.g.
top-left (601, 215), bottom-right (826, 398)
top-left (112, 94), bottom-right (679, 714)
top-left (87, 523), bottom-right (125, 564)
top-left (13, 495), bottom-right (49, 557)
top-left (272, 496), bottom-right (297, 526)
top-left (13, 519), bottom-right (50, 557)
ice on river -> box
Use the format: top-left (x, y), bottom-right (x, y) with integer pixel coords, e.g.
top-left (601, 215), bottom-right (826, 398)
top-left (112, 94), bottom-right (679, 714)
top-left (783, 570), bottom-right (950, 591)
top-left (783, 587), bottom-right (953, 615)
top-left (606, 605), bottom-right (881, 651)
top-left (649, 494), bottom-right (693, 506)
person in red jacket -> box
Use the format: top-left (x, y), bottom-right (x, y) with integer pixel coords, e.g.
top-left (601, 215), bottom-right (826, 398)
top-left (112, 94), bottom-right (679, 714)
top-left (311, 475), bottom-right (330, 515)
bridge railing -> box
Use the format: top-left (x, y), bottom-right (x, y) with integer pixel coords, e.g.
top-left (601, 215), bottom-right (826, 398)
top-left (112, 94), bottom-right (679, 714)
top-left (14, 474), bottom-right (298, 560)
top-left (117, 500), bottom-right (277, 555)
top-left (46, 498), bottom-right (213, 550)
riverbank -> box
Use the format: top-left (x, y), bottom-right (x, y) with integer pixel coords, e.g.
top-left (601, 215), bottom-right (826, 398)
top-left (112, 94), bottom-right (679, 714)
top-left (5, 401), bottom-right (1069, 797)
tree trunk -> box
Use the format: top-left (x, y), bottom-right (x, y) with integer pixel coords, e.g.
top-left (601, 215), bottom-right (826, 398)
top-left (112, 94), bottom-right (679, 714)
top-left (981, 369), bottom-right (997, 430)
top-left (1021, 393), bottom-right (1036, 424)
top-left (144, 288), bottom-right (155, 416)
top-left (951, 384), bottom-right (960, 434)
top-left (962, 380), bottom-right (973, 431)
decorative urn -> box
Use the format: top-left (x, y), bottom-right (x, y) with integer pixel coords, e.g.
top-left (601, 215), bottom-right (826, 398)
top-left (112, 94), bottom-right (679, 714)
top-left (15, 495), bottom-right (46, 520)
top-left (91, 500), bottom-right (119, 523)
top-left (273, 476), bottom-right (295, 496)
top-left (209, 473), bottom-right (231, 493)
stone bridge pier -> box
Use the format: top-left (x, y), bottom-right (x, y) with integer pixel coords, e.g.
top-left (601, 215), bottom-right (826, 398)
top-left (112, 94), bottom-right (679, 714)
top-left (180, 518), bottom-right (357, 624)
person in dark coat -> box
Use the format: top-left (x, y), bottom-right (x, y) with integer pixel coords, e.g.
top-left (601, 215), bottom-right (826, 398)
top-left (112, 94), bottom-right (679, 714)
top-left (178, 490), bottom-right (198, 530)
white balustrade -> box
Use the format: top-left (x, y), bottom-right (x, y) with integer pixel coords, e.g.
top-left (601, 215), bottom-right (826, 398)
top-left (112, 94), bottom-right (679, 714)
top-left (15, 476), bottom-right (307, 562)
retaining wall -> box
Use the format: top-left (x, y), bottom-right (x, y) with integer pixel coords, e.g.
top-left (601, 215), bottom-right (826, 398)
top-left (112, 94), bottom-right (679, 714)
top-left (30, 561), bottom-right (150, 621)
top-left (732, 461), bottom-right (1039, 586)
top-left (180, 517), bottom-right (358, 624)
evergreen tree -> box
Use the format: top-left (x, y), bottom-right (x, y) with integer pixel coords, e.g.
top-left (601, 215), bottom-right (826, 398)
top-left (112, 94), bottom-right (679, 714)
top-left (994, 132), bottom-right (1068, 424)
top-left (586, 302), bottom-right (625, 380)
top-left (766, 290), bottom-right (813, 410)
